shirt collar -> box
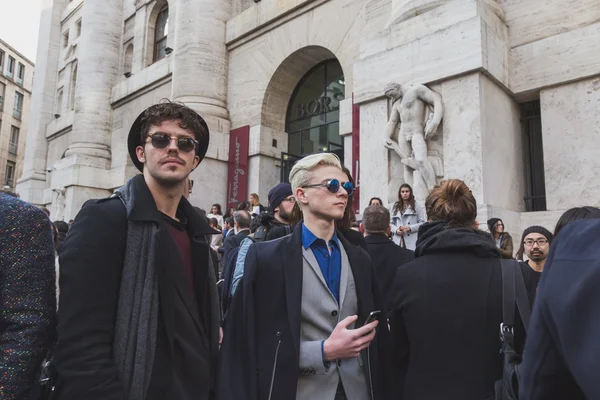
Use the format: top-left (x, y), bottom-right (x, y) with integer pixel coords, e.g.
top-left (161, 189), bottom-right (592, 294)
top-left (301, 223), bottom-right (339, 250)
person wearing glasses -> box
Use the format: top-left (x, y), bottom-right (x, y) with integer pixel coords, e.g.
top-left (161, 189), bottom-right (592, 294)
top-left (55, 102), bottom-right (220, 400)
top-left (518, 226), bottom-right (554, 291)
top-left (217, 153), bottom-right (395, 400)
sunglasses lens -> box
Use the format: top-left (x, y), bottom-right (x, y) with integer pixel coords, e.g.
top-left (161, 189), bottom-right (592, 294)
top-left (177, 138), bottom-right (196, 153)
top-left (343, 182), bottom-right (354, 196)
top-left (151, 134), bottom-right (170, 149)
top-left (327, 179), bottom-right (340, 193)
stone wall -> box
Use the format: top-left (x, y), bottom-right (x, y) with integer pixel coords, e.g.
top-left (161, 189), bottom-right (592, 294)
top-left (541, 77), bottom-right (600, 210)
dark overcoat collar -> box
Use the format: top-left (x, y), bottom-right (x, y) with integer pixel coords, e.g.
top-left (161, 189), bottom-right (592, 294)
top-left (122, 174), bottom-right (216, 236)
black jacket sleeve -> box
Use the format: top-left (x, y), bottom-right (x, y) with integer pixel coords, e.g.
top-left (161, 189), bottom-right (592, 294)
top-left (0, 202), bottom-right (56, 400)
top-left (216, 244), bottom-right (259, 400)
top-left (55, 199), bottom-right (128, 400)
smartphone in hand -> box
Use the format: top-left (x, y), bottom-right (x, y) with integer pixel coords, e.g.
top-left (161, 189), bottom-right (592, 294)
top-left (363, 310), bottom-right (382, 326)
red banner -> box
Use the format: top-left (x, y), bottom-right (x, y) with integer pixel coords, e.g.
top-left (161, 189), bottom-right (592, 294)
top-left (352, 94), bottom-right (360, 214)
top-left (227, 126), bottom-right (250, 210)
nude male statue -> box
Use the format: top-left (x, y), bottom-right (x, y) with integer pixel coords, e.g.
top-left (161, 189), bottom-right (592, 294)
top-left (383, 83), bottom-right (443, 191)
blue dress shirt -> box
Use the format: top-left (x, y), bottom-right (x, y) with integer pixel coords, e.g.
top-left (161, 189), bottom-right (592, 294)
top-left (301, 224), bottom-right (342, 304)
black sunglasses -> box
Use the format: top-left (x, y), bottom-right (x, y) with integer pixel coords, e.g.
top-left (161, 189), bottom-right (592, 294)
top-left (147, 133), bottom-right (198, 153)
top-left (302, 179), bottom-right (354, 196)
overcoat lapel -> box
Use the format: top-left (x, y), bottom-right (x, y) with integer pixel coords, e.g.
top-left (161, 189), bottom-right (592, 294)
top-left (283, 226), bottom-right (303, 359)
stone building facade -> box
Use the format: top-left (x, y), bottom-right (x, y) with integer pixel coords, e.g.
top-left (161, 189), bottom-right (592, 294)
top-left (18, 0), bottom-right (600, 240)
top-left (0, 39), bottom-right (34, 194)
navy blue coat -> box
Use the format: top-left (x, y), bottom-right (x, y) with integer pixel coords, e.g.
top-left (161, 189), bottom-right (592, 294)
top-left (520, 219), bottom-right (600, 399)
top-left (0, 194), bottom-right (56, 399)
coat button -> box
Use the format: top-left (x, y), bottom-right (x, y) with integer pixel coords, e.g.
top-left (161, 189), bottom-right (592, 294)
top-left (276, 331), bottom-right (281, 337)
top-left (337, 360), bottom-right (342, 367)
top-left (331, 310), bottom-right (338, 317)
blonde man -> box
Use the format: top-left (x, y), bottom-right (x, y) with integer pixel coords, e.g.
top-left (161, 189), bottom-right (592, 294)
top-left (217, 153), bottom-right (395, 400)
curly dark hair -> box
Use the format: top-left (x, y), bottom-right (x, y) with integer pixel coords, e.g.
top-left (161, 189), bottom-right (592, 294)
top-left (393, 183), bottom-right (416, 215)
top-left (138, 100), bottom-right (209, 146)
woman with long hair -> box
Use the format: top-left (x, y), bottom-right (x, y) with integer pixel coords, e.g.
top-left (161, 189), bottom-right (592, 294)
top-left (487, 218), bottom-right (514, 259)
top-left (207, 203), bottom-right (224, 229)
top-left (248, 193), bottom-right (264, 216)
top-left (389, 183), bottom-right (426, 250)
top-left (390, 179), bottom-right (535, 400)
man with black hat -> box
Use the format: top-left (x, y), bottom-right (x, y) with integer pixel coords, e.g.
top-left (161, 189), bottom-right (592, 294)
top-left (55, 102), bottom-right (220, 400)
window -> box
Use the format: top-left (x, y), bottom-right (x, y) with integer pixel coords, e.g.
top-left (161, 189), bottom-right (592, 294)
top-left (0, 50), bottom-right (4, 74)
top-left (282, 60), bottom-right (345, 182)
top-left (521, 100), bottom-right (547, 212)
top-left (9, 126), bottom-right (19, 155)
top-left (4, 161), bottom-right (15, 188)
top-left (153, 6), bottom-right (169, 62)
top-left (123, 43), bottom-right (134, 75)
top-left (13, 91), bottom-right (23, 120)
top-left (76, 19), bottom-right (82, 38)
top-left (63, 31), bottom-right (69, 49)
top-left (0, 82), bottom-right (4, 111)
top-left (69, 62), bottom-right (77, 110)
top-left (17, 63), bottom-right (25, 85)
top-left (56, 88), bottom-right (63, 114)
top-left (7, 56), bottom-right (15, 79)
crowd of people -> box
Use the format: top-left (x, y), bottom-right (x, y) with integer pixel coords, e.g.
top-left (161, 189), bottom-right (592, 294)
top-left (1, 101), bottom-right (600, 400)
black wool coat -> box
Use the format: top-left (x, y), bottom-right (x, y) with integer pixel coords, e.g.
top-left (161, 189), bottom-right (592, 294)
top-left (216, 224), bottom-right (397, 400)
top-left (55, 175), bottom-right (220, 400)
top-left (390, 221), bottom-right (536, 400)
top-left (364, 234), bottom-right (414, 318)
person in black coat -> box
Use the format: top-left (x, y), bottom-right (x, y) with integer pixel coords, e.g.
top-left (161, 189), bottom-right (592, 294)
top-left (519, 219), bottom-right (600, 399)
top-left (390, 179), bottom-right (536, 400)
top-left (0, 193), bottom-right (56, 399)
top-left (55, 103), bottom-right (220, 400)
top-left (360, 205), bottom-right (414, 318)
top-left (216, 153), bottom-right (395, 400)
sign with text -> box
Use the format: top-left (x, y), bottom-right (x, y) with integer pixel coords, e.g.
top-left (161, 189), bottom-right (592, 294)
top-left (227, 126), bottom-right (250, 210)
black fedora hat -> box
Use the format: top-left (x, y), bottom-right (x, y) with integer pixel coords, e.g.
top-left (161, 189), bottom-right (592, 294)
top-left (127, 103), bottom-right (210, 172)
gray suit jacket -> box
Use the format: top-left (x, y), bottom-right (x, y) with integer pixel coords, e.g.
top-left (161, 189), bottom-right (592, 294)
top-left (296, 244), bottom-right (370, 400)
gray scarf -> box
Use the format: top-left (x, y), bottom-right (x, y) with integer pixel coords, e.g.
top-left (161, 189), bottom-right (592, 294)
top-left (112, 178), bottom-right (160, 400)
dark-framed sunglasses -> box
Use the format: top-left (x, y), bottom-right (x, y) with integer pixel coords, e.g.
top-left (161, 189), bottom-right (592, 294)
top-left (147, 132), bottom-right (198, 153)
top-left (302, 179), bottom-right (354, 196)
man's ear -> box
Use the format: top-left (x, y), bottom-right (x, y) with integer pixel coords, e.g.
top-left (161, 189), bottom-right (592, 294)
top-left (136, 146), bottom-right (146, 164)
top-left (386, 225), bottom-right (392, 236)
top-left (359, 223), bottom-right (365, 235)
top-left (296, 187), bottom-right (308, 206)
top-left (191, 155), bottom-right (200, 170)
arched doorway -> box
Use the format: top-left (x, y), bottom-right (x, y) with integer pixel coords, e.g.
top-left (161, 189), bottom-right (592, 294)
top-left (281, 59), bottom-right (345, 181)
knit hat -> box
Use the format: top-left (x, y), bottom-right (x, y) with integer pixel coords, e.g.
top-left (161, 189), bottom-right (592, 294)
top-left (521, 225), bottom-right (554, 244)
top-left (268, 183), bottom-right (293, 212)
top-left (487, 218), bottom-right (502, 232)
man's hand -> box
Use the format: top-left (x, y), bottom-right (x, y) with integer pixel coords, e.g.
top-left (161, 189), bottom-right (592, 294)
top-left (323, 316), bottom-right (378, 361)
top-left (384, 138), bottom-right (395, 149)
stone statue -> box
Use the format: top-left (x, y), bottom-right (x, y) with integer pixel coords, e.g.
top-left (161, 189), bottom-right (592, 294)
top-left (383, 82), bottom-right (443, 194)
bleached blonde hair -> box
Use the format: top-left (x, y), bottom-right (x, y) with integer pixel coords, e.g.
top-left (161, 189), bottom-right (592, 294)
top-left (289, 153), bottom-right (343, 195)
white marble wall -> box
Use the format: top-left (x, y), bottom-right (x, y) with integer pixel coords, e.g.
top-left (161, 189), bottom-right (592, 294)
top-left (540, 77), bottom-right (600, 210)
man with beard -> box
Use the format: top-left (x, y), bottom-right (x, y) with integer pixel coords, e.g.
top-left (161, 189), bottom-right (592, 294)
top-left (55, 102), bottom-right (220, 400)
top-left (519, 226), bottom-right (553, 301)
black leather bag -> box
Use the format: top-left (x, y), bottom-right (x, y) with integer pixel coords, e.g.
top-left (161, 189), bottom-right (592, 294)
top-left (494, 260), bottom-right (531, 400)
top-left (35, 347), bottom-right (61, 400)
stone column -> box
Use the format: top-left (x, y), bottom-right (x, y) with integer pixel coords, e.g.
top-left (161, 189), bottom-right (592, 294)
top-left (49, 0), bottom-right (124, 219)
top-left (171, 0), bottom-right (231, 207)
top-left (16, 0), bottom-right (64, 205)
top-left (65, 0), bottom-right (124, 161)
